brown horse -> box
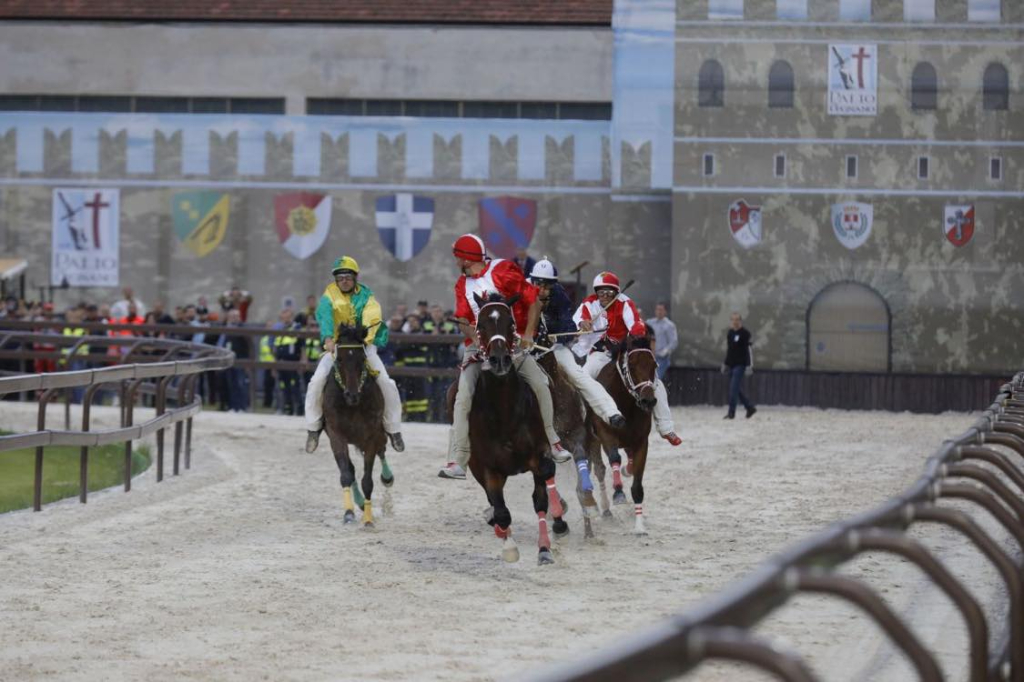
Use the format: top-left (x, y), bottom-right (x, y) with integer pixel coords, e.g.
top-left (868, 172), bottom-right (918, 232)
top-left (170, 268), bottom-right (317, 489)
top-left (584, 333), bottom-right (658, 535)
top-left (458, 292), bottom-right (568, 564)
top-left (322, 323), bottom-right (393, 527)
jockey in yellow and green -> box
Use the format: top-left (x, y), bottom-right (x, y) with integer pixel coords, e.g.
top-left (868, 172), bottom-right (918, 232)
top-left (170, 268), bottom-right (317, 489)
top-left (303, 255), bottom-right (405, 454)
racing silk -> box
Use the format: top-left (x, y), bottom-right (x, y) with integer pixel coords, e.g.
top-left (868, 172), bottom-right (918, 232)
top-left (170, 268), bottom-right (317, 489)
top-left (540, 283), bottom-right (576, 337)
top-left (454, 258), bottom-right (538, 344)
top-left (572, 293), bottom-right (645, 354)
top-left (315, 282), bottom-right (388, 348)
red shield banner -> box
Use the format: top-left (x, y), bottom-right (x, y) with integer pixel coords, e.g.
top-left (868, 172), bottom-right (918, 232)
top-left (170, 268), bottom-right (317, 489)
top-left (478, 196), bottom-right (536, 260)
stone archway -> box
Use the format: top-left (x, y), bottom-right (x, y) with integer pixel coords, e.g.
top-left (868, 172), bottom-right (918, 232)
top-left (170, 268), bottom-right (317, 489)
top-left (807, 282), bottom-right (891, 372)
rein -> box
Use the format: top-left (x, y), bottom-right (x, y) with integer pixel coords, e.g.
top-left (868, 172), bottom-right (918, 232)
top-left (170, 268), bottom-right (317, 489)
top-left (617, 347), bottom-right (656, 403)
top-left (332, 343), bottom-right (373, 394)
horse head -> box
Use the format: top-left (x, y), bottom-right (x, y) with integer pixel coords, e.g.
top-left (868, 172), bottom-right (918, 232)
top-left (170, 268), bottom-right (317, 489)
top-left (334, 323), bottom-right (368, 405)
top-left (474, 291), bottom-right (519, 376)
top-left (619, 333), bottom-right (658, 412)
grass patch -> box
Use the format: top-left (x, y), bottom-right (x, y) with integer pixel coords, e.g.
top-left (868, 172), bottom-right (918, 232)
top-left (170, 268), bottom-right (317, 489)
top-left (0, 430), bottom-right (152, 513)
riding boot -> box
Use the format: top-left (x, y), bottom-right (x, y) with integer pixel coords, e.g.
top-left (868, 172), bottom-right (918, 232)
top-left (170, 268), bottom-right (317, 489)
top-left (388, 432), bottom-right (405, 452)
top-left (305, 429), bottom-right (321, 453)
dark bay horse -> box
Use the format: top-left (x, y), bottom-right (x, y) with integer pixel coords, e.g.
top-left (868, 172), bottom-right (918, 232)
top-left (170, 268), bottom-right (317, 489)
top-left (323, 323), bottom-right (394, 527)
top-left (584, 333), bottom-right (658, 535)
top-left (462, 292), bottom-right (568, 564)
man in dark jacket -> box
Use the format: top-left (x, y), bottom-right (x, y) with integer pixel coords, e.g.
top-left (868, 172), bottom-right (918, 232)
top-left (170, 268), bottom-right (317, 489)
top-left (721, 312), bottom-right (757, 419)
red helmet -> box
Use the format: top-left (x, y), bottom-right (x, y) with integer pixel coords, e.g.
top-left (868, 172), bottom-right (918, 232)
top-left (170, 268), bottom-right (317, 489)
top-left (593, 271), bottom-right (620, 291)
top-left (452, 234), bottom-right (486, 262)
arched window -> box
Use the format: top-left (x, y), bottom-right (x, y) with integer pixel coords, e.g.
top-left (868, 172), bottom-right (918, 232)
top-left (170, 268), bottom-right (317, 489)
top-left (911, 62), bottom-right (938, 110)
top-left (698, 60), bottom-right (725, 108)
top-left (768, 60), bottom-right (795, 108)
top-left (807, 282), bottom-right (891, 372)
top-left (983, 63), bottom-right (1009, 111)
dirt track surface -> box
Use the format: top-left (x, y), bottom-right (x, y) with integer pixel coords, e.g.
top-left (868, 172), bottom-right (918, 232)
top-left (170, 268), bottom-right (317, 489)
top-left (0, 403), bottom-right (1013, 681)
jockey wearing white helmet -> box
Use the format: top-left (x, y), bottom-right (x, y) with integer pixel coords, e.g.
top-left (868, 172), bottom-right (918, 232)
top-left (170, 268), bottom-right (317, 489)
top-left (573, 270), bottom-right (681, 447)
top-left (529, 258), bottom-right (625, 430)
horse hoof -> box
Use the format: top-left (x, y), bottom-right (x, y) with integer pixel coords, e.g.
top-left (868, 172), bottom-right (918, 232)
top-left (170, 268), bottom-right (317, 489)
top-left (363, 521), bottom-right (375, 530)
top-left (502, 546), bottom-right (520, 563)
top-left (612, 490), bottom-right (628, 505)
top-left (343, 511), bottom-right (355, 524)
top-left (537, 549), bottom-right (555, 566)
top-left (381, 475), bottom-right (395, 488)
top-left (553, 518), bottom-right (570, 537)
top-left (584, 521), bottom-right (595, 540)
top-left (559, 497), bottom-right (569, 515)
top-left (602, 509), bottom-right (614, 519)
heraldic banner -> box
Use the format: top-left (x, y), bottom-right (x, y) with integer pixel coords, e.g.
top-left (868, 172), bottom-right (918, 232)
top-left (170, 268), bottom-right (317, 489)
top-left (51, 188), bottom-right (120, 286)
top-left (275, 192), bottom-right (332, 260)
top-left (172, 191), bottom-right (230, 258)
top-left (828, 44), bottom-right (878, 116)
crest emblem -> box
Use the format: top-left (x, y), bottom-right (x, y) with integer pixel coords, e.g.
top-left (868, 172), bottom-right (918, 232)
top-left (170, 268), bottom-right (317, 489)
top-left (274, 192), bottom-right (332, 260)
top-left (831, 202), bottom-right (873, 250)
top-left (944, 204), bottom-right (975, 247)
top-left (478, 196), bottom-right (536, 260)
top-left (375, 193), bottom-right (434, 262)
top-left (172, 191), bottom-right (230, 258)
top-left (728, 199), bottom-right (762, 248)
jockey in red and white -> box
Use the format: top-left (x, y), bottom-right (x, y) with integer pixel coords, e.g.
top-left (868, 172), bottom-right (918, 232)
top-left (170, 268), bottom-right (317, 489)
top-left (438, 234), bottom-right (572, 480)
top-left (573, 271), bottom-right (682, 446)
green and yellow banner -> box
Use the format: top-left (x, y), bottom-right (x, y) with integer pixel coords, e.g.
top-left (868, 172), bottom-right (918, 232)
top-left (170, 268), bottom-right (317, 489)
top-left (172, 191), bottom-right (230, 257)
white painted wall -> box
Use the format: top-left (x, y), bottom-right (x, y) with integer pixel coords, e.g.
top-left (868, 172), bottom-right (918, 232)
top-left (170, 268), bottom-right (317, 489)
top-left (0, 22), bottom-right (613, 113)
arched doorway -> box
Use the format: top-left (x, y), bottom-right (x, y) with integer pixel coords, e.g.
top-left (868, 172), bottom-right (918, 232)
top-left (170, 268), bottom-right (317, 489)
top-left (807, 282), bottom-right (891, 372)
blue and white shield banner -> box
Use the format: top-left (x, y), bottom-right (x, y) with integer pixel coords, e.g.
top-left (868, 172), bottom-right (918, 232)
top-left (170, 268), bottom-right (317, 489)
top-left (51, 188), bottom-right (120, 286)
top-left (828, 44), bottom-right (877, 116)
top-left (375, 193), bottom-right (434, 262)
top-left (831, 202), bottom-right (873, 250)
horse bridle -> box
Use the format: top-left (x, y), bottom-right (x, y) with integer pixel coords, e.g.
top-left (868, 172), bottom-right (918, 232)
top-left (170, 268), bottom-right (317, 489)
top-left (617, 347), bottom-right (656, 404)
top-left (476, 301), bottom-right (518, 358)
top-left (332, 343), bottom-right (369, 394)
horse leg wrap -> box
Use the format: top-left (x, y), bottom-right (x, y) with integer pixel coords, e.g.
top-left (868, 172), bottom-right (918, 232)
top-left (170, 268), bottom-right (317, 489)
top-left (494, 524), bottom-right (511, 540)
top-left (576, 459), bottom-right (594, 492)
top-left (380, 459), bottom-right (394, 482)
top-left (635, 503), bottom-right (643, 517)
top-left (342, 487), bottom-right (354, 512)
top-left (536, 511), bottom-right (551, 550)
top-left (362, 500), bottom-right (374, 525)
top-left (545, 478), bottom-right (564, 518)
top-left (611, 463), bottom-right (623, 490)
top-left (352, 484), bottom-right (366, 510)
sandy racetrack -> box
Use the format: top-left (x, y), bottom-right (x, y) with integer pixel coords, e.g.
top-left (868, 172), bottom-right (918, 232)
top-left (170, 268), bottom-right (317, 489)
top-left (0, 402), bottom-right (1014, 681)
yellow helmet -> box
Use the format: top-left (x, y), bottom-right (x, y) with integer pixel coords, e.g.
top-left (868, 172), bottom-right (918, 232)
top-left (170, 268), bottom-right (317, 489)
top-left (331, 255), bottom-right (359, 275)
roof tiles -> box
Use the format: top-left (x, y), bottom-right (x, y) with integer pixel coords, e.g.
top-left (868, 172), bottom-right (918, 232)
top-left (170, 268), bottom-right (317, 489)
top-left (0, 1), bottom-right (612, 26)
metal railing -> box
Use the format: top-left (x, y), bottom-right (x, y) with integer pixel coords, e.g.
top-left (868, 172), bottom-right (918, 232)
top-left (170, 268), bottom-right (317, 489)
top-left (0, 319), bottom-right (461, 411)
top-left (530, 372), bottom-right (1024, 682)
top-left (0, 331), bottom-right (234, 511)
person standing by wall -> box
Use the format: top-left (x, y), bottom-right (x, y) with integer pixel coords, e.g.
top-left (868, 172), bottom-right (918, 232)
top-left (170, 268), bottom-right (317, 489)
top-left (645, 302), bottom-right (678, 381)
top-left (722, 312), bottom-right (757, 420)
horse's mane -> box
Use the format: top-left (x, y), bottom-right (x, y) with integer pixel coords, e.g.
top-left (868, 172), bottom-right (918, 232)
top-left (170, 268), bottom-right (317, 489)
top-left (614, 332), bottom-right (652, 361)
top-left (335, 323), bottom-right (366, 345)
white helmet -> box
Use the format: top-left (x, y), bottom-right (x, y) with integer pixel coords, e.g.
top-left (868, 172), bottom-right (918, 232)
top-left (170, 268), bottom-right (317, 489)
top-left (529, 258), bottom-right (558, 282)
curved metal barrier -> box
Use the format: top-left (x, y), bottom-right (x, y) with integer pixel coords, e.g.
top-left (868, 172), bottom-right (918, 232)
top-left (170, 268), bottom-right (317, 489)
top-left (0, 332), bottom-right (234, 511)
top-left (530, 372), bottom-right (1024, 682)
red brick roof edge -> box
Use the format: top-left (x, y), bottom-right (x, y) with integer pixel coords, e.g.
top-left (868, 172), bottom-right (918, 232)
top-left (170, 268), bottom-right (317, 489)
top-left (0, 1), bottom-right (612, 26)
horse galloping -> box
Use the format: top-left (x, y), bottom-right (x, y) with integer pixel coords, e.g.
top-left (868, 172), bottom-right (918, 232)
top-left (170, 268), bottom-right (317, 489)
top-left (585, 333), bottom-right (658, 535)
top-left (322, 322), bottom-right (395, 527)
top-left (462, 292), bottom-right (569, 564)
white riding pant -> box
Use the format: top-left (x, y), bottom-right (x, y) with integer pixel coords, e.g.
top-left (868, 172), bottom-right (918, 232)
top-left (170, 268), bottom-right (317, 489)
top-left (304, 345), bottom-right (403, 434)
top-left (449, 350), bottom-right (559, 468)
top-left (582, 351), bottom-right (676, 436)
top-left (551, 345), bottom-right (621, 423)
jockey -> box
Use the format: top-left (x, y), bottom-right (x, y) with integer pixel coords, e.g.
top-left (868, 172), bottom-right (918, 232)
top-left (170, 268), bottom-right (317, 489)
top-left (303, 255), bottom-right (405, 454)
top-left (573, 271), bottom-right (682, 446)
top-left (528, 258), bottom-right (625, 429)
top-left (438, 234), bottom-right (572, 480)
